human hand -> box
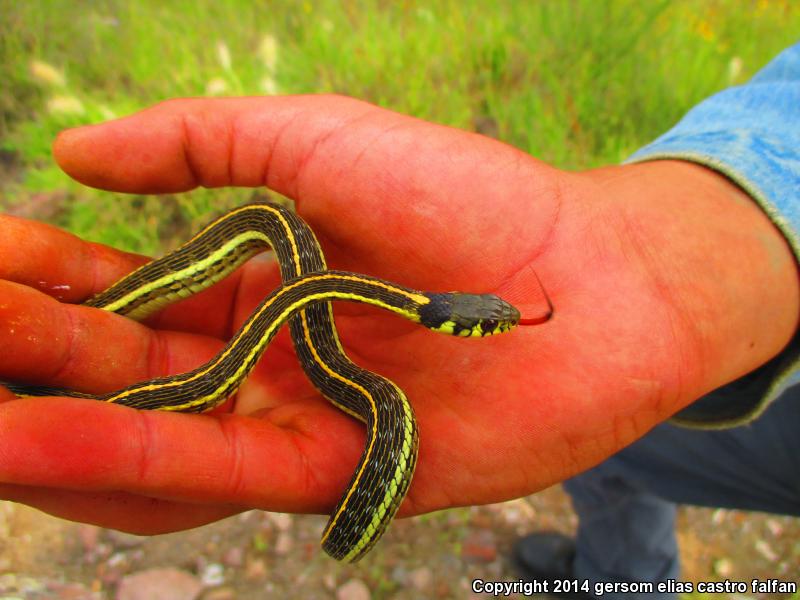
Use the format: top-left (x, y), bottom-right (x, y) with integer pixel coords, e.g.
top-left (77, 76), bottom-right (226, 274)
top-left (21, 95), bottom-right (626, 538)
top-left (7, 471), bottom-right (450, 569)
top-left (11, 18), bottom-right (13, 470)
top-left (0, 96), bottom-right (796, 534)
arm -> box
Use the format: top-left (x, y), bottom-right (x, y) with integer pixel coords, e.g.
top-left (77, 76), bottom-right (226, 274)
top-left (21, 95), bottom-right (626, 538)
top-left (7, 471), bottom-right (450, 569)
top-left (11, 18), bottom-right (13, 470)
top-left (627, 43), bottom-right (800, 427)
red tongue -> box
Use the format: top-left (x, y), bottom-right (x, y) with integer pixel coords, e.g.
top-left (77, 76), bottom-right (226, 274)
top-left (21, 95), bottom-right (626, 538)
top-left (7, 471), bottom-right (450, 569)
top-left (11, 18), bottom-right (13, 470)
top-left (495, 264), bottom-right (554, 326)
top-left (519, 311), bottom-right (552, 326)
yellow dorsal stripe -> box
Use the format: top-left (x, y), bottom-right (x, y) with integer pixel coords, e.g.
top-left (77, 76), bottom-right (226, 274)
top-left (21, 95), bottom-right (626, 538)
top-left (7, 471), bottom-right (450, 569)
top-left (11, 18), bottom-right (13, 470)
top-left (340, 393), bottom-right (415, 562)
top-left (105, 276), bottom-right (425, 404)
top-left (101, 230), bottom-right (270, 313)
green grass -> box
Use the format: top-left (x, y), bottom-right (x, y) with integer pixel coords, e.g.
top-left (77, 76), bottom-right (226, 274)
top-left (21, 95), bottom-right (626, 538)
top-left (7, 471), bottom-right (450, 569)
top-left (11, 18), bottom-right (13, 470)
top-left (1, 0), bottom-right (798, 253)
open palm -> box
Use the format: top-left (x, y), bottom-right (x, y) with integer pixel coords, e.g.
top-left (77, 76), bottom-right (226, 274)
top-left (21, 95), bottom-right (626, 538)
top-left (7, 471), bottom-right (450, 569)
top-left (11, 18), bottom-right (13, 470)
top-left (0, 96), bottom-right (794, 535)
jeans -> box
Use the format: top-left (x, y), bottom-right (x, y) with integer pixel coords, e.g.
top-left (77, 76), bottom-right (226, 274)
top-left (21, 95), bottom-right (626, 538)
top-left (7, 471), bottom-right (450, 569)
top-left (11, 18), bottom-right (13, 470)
top-left (564, 386), bottom-right (800, 599)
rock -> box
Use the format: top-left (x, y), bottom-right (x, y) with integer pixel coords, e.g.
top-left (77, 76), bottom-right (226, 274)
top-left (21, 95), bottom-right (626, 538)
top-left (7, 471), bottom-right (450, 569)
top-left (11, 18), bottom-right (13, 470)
top-left (322, 573), bottom-right (337, 590)
top-left (755, 539), bottom-right (779, 562)
top-left (766, 518), bottom-right (783, 537)
top-left (199, 563), bottom-right (225, 587)
top-left (77, 525), bottom-right (101, 553)
top-left (274, 532), bottom-right (293, 556)
top-left (222, 547), bottom-right (244, 568)
top-left (116, 568), bottom-right (202, 600)
top-left (498, 498), bottom-right (537, 525)
top-left (712, 557), bottom-right (734, 577)
top-left (244, 558), bottom-right (267, 582)
top-left (106, 552), bottom-right (130, 570)
top-left (336, 578), bottom-right (371, 600)
top-left (408, 567), bottom-right (432, 591)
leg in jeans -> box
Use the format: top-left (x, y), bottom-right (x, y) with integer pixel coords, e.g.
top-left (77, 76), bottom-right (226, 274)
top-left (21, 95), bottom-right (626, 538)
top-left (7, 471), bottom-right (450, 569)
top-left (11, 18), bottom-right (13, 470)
top-left (564, 386), bottom-right (800, 599)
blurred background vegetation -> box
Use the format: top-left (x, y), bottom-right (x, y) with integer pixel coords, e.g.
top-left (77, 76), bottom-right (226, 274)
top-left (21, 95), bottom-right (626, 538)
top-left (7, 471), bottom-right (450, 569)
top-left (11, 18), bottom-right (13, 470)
top-left (1, 0), bottom-right (798, 255)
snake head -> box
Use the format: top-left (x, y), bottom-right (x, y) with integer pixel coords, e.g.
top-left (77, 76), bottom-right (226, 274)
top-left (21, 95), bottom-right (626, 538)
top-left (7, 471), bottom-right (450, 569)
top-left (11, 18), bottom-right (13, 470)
top-left (419, 292), bottom-right (521, 337)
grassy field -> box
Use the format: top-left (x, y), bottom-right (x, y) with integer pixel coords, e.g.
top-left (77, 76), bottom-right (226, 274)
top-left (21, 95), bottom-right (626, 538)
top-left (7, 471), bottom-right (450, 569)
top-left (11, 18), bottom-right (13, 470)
top-left (1, 0), bottom-right (798, 253)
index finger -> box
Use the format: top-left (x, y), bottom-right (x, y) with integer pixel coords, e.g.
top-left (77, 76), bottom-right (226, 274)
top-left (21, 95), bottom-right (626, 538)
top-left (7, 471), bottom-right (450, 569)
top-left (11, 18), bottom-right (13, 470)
top-left (54, 96), bottom-right (558, 291)
top-left (0, 212), bottom-right (275, 338)
top-left (0, 213), bottom-right (147, 304)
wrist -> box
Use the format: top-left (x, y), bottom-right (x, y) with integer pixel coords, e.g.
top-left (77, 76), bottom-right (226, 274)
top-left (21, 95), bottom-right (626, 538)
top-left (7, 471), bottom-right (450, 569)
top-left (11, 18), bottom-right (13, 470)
top-left (583, 160), bottom-right (800, 399)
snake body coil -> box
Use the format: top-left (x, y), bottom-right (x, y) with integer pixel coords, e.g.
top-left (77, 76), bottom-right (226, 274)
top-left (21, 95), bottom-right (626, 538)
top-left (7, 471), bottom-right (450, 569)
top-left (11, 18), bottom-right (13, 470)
top-left (8, 202), bottom-right (521, 562)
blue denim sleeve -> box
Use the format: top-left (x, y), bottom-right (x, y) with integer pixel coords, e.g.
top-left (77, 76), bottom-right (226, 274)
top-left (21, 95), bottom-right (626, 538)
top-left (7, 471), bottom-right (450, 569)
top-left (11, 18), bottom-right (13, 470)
top-left (625, 44), bottom-right (800, 429)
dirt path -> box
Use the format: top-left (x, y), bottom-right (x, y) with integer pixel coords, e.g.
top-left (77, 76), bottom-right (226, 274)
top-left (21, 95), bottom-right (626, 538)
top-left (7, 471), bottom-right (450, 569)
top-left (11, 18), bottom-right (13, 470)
top-left (0, 486), bottom-right (797, 599)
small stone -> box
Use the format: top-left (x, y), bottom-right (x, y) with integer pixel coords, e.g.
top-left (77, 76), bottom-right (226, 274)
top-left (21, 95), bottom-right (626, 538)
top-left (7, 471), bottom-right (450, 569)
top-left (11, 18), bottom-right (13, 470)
top-left (336, 578), bottom-right (371, 600)
top-left (116, 568), bottom-right (202, 600)
top-left (322, 573), bottom-right (337, 590)
top-left (712, 557), bottom-right (734, 577)
top-left (755, 539), bottom-right (779, 562)
top-left (106, 552), bottom-right (129, 570)
top-left (409, 567), bottom-right (432, 591)
top-left (274, 532), bottom-right (293, 556)
top-left (78, 525), bottom-right (101, 553)
top-left (93, 543), bottom-right (113, 560)
top-left (129, 549), bottom-right (145, 562)
top-left (204, 541), bottom-right (219, 554)
top-left (244, 558), bottom-right (267, 582)
top-left (222, 547), bottom-right (244, 568)
top-left (766, 518), bottom-right (783, 537)
top-left (200, 563), bottom-right (225, 587)
top-left (500, 498), bottom-right (537, 525)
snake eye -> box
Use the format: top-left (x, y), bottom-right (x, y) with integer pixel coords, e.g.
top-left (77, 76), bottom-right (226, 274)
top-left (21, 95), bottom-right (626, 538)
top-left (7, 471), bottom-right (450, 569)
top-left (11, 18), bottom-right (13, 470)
top-left (481, 319), bottom-right (498, 335)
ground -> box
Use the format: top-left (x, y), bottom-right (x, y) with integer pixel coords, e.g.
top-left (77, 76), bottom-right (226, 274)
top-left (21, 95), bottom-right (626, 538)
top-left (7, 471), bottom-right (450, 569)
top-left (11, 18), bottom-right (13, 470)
top-left (0, 485), bottom-right (797, 599)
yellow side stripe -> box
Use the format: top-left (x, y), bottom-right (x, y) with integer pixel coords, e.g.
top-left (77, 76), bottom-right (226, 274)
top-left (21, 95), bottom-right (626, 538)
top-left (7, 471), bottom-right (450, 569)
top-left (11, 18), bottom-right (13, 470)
top-left (101, 230), bottom-right (272, 313)
top-left (340, 385), bottom-right (415, 562)
top-left (106, 280), bottom-right (425, 406)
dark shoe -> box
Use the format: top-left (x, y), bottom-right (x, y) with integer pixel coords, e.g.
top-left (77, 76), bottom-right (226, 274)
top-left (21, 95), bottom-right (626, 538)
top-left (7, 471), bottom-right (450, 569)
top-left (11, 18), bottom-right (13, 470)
top-left (511, 532), bottom-right (593, 599)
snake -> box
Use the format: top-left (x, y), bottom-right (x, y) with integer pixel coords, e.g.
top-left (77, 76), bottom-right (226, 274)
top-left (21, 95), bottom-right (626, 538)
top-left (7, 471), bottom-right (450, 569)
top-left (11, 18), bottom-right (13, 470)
top-left (6, 201), bottom-right (524, 562)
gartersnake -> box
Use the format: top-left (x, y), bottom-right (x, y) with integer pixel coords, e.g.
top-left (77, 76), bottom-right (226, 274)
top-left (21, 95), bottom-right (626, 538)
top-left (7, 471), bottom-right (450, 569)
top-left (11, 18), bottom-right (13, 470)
top-left (6, 201), bottom-right (525, 562)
